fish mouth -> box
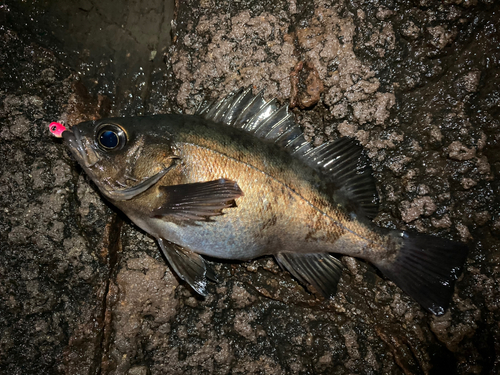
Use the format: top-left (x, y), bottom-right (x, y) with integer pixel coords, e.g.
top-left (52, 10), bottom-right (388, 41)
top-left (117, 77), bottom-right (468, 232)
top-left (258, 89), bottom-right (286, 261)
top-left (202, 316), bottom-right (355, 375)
top-left (62, 126), bottom-right (177, 202)
top-left (62, 127), bottom-right (98, 168)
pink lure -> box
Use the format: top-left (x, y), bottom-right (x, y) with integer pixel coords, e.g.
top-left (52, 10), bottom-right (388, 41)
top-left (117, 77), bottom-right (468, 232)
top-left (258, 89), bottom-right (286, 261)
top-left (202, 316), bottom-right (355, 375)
top-left (49, 122), bottom-right (67, 138)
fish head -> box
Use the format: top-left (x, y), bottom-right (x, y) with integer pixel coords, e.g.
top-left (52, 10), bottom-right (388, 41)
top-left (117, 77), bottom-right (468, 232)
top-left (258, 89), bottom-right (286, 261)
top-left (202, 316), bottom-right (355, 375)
top-left (61, 117), bottom-right (178, 201)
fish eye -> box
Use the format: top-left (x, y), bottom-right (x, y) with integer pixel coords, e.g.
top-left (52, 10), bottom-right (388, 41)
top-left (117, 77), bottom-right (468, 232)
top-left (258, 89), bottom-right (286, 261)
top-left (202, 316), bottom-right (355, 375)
top-left (96, 124), bottom-right (127, 151)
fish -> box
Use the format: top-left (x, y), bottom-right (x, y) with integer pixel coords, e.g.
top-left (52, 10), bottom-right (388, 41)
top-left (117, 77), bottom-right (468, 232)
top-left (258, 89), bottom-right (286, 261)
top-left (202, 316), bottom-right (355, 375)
top-left (53, 87), bottom-right (469, 315)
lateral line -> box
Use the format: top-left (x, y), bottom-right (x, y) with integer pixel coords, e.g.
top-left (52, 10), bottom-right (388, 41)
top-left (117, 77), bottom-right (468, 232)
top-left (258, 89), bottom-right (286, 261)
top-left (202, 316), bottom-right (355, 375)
top-left (181, 141), bottom-right (377, 247)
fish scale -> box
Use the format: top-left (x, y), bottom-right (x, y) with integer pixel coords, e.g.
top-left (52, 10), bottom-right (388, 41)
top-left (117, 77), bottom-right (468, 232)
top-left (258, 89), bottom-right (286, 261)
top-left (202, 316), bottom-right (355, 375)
top-left (53, 88), bottom-right (469, 316)
top-left (175, 143), bottom-right (342, 257)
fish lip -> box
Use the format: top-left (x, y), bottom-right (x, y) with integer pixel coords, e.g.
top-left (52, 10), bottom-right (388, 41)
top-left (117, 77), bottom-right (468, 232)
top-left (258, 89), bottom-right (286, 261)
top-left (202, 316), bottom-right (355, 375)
top-left (62, 127), bottom-right (92, 167)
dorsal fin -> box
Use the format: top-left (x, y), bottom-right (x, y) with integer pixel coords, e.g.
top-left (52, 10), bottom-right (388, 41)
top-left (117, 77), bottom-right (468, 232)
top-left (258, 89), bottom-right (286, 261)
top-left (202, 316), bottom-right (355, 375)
top-left (197, 88), bottom-right (379, 219)
top-left (304, 137), bottom-right (379, 219)
top-left (197, 87), bottom-right (296, 140)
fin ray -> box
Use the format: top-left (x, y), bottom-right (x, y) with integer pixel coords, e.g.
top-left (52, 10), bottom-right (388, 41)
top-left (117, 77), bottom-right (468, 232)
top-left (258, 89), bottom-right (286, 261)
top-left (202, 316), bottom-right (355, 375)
top-left (198, 88), bottom-right (379, 219)
top-left (157, 239), bottom-right (216, 296)
top-left (275, 253), bottom-right (344, 297)
top-left (374, 230), bottom-right (468, 315)
top-left (152, 179), bottom-right (244, 221)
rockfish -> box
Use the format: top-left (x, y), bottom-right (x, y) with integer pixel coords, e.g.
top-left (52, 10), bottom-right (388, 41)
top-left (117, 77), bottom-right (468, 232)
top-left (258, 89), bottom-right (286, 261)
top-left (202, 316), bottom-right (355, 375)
top-left (52, 88), bottom-right (468, 315)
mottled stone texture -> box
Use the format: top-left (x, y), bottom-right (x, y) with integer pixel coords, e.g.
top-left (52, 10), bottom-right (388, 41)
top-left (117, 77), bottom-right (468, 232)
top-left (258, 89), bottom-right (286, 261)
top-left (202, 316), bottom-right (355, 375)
top-left (1, 0), bottom-right (500, 374)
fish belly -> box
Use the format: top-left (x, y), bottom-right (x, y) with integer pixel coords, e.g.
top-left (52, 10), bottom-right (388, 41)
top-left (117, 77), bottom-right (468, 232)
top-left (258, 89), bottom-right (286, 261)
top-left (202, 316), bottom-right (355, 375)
top-left (149, 143), bottom-right (370, 260)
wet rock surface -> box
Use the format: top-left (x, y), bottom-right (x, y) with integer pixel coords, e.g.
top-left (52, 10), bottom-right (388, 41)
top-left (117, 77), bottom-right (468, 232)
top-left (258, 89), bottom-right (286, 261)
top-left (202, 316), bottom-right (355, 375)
top-left (1, 0), bottom-right (500, 374)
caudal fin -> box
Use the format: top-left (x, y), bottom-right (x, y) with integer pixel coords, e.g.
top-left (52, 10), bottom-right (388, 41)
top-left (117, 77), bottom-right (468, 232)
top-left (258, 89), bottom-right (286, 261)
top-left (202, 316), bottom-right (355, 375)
top-left (374, 231), bottom-right (468, 315)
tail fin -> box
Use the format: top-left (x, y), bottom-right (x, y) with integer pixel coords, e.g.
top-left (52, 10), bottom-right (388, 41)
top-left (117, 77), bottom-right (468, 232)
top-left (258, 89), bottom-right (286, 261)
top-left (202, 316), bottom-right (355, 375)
top-left (373, 231), bottom-right (468, 315)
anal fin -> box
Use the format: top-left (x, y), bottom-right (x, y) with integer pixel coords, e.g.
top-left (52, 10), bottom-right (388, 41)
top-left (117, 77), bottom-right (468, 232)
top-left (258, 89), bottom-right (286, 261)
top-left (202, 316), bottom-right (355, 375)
top-left (275, 253), bottom-right (344, 298)
top-left (157, 238), bottom-right (216, 296)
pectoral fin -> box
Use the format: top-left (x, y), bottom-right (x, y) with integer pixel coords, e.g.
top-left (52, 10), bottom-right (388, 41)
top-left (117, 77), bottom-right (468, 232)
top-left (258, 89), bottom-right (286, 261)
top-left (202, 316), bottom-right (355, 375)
top-left (157, 238), bottom-right (216, 296)
top-left (152, 178), bottom-right (244, 221)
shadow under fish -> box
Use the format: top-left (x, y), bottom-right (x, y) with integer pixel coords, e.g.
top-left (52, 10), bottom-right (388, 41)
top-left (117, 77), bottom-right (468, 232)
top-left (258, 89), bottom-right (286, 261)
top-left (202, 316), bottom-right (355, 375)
top-left (51, 87), bottom-right (469, 316)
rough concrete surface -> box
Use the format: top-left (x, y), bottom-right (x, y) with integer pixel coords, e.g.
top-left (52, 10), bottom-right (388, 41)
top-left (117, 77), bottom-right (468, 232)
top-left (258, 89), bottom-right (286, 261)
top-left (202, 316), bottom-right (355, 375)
top-left (1, 0), bottom-right (499, 374)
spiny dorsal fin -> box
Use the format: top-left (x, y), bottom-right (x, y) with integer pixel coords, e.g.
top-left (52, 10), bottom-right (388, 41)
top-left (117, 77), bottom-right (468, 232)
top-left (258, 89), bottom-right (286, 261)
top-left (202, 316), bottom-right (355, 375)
top-left (197, 87), bottom-right (296, 141)
top-left (197, 87), bottom-right (379, 219)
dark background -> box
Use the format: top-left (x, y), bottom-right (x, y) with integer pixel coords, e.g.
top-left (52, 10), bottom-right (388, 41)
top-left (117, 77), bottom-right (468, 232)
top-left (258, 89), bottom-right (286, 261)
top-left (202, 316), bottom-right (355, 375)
top-left (1, 0), bottom-right (499, 374)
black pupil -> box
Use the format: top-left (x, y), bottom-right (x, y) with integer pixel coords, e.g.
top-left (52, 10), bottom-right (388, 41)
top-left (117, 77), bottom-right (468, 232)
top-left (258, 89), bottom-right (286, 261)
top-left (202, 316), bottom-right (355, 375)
top-left (99, 130), bottom-right (119, 148)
